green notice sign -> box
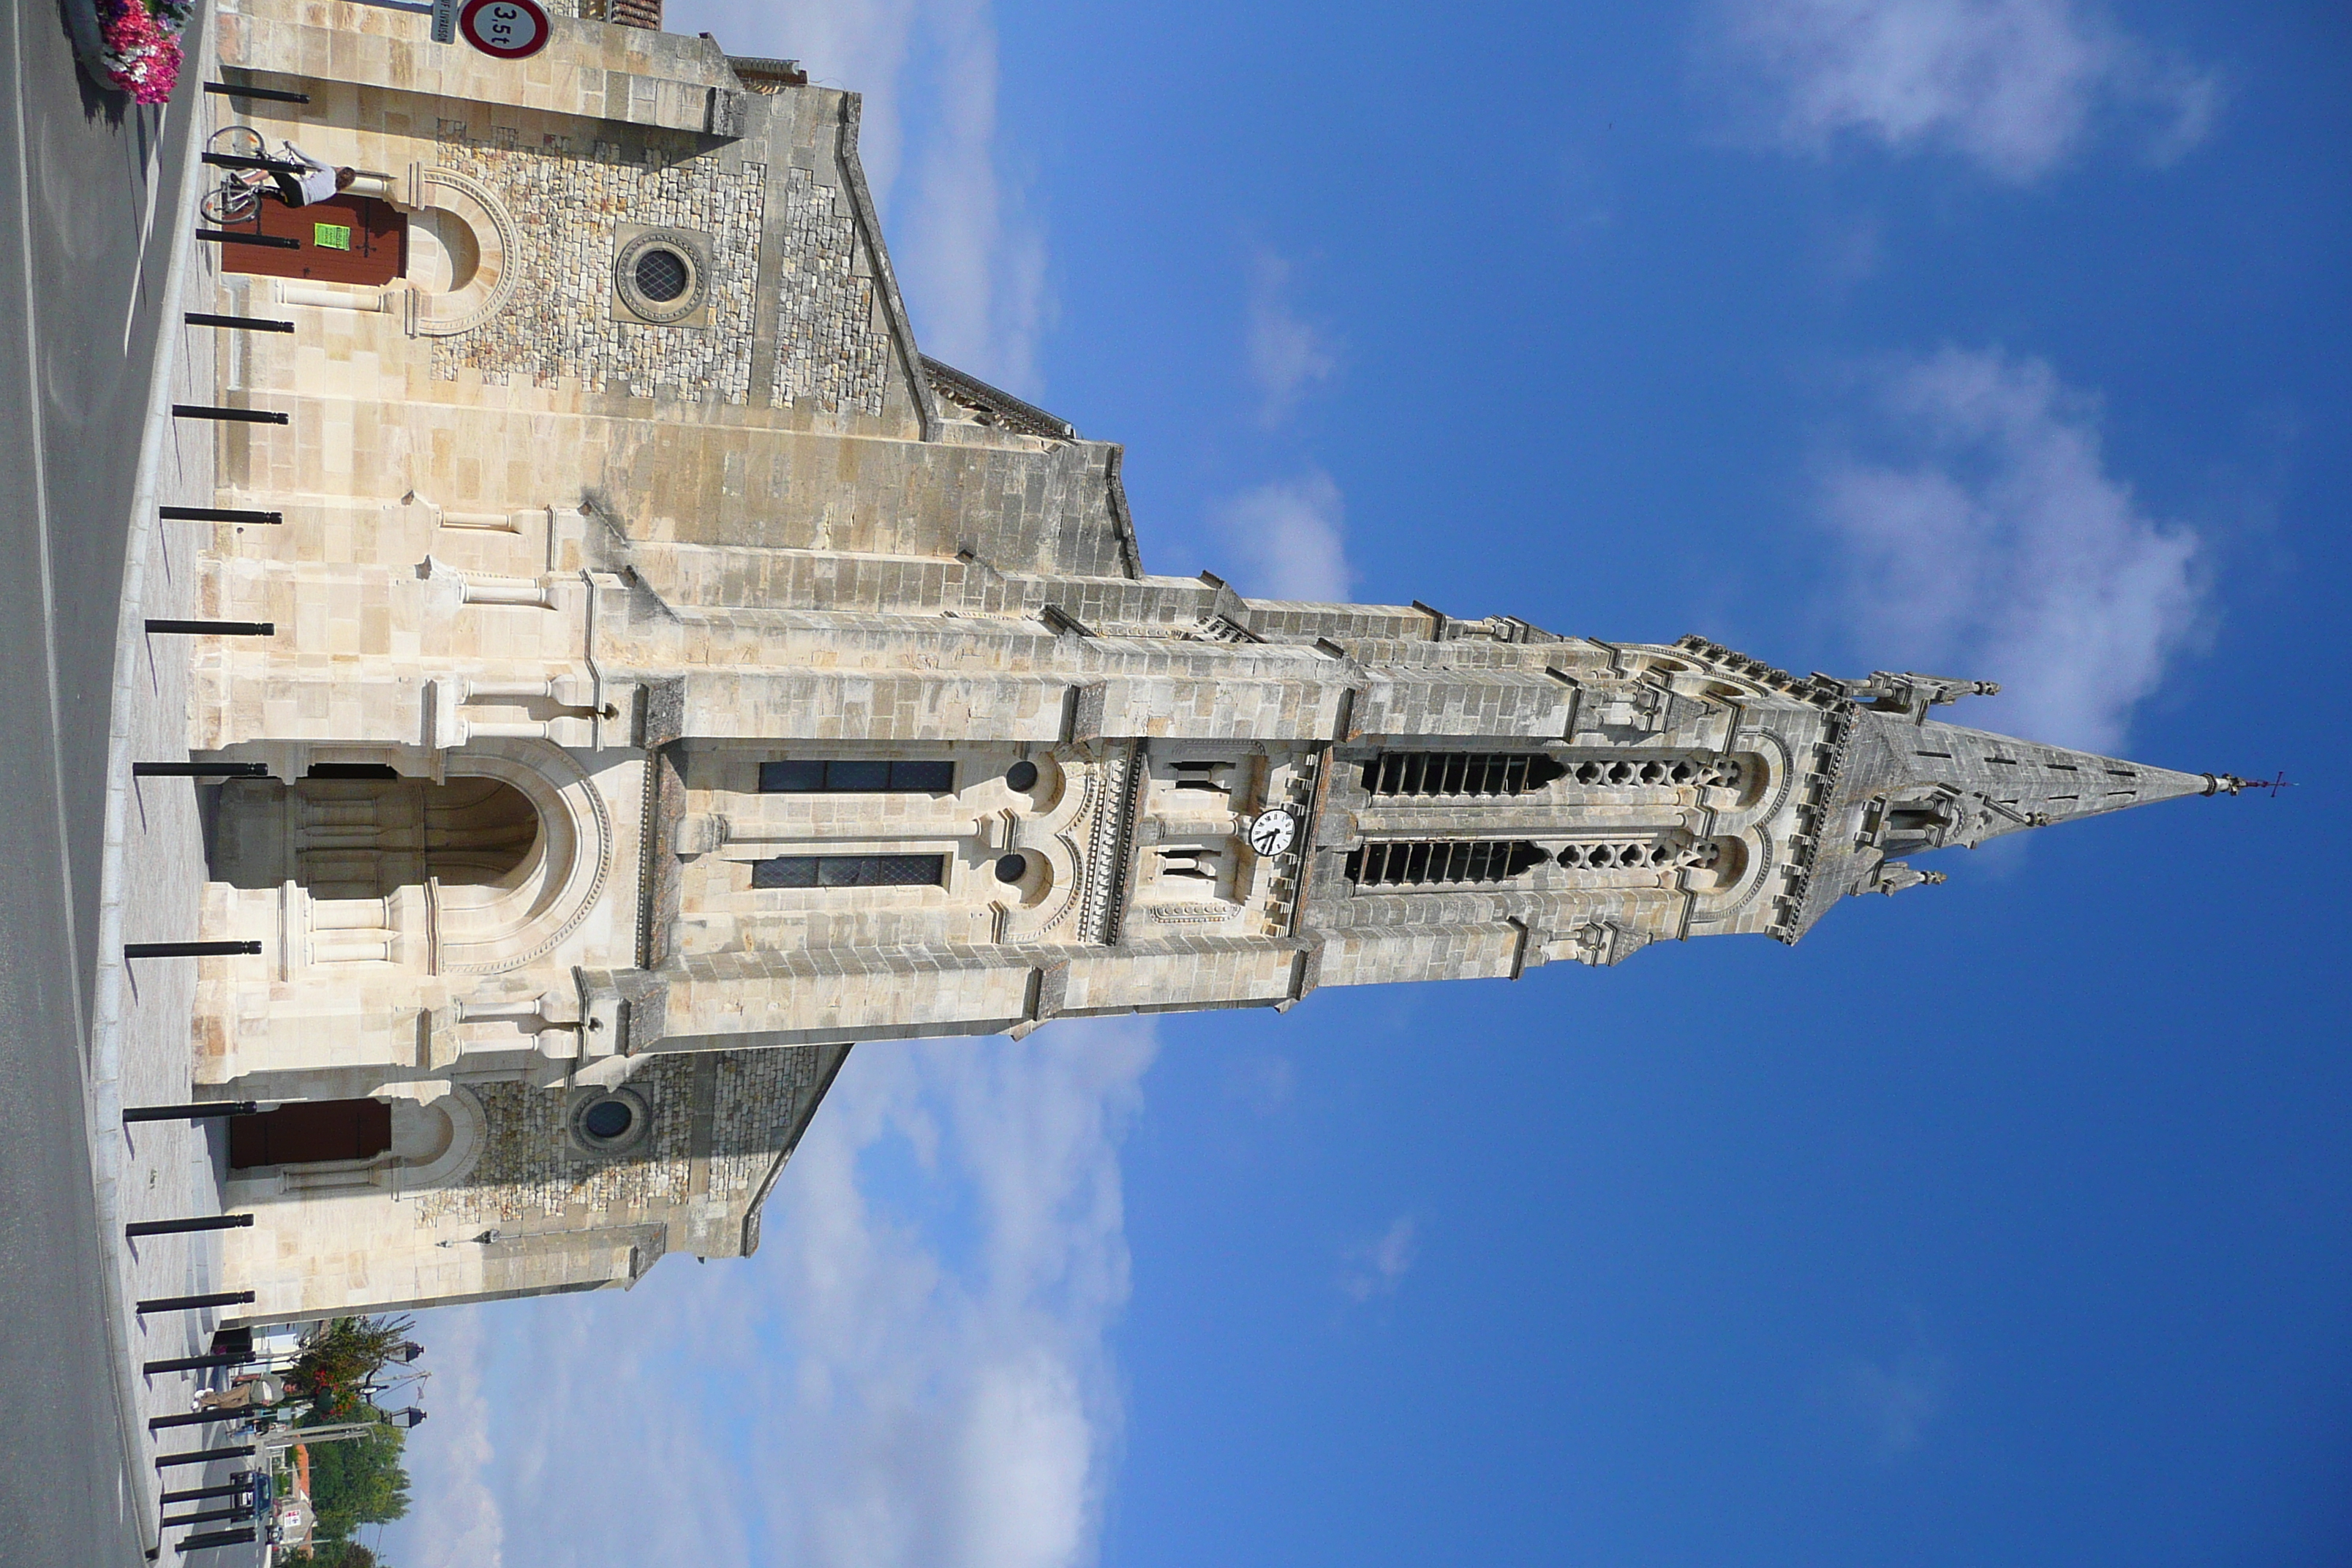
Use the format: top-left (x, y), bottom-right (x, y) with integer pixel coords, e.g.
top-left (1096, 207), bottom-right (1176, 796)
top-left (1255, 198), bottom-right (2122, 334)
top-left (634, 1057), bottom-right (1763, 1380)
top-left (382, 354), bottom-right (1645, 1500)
top-left (314, 224), bottom-right (353, 251)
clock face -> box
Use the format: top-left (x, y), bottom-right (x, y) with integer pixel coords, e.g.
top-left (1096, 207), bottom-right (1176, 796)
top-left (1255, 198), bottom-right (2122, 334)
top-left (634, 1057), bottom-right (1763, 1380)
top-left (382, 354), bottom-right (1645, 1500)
top-left (1247, 808), bottom-right (1297, 857)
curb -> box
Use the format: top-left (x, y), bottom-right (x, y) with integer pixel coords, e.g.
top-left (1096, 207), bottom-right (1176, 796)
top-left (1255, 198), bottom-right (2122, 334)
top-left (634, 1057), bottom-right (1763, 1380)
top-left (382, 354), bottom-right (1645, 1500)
top-left (86, 29), bottom-right (217, 1561)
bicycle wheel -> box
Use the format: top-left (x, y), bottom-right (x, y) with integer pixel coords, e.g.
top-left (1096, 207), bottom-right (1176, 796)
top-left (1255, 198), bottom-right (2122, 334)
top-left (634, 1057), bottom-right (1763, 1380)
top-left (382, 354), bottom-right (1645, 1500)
top-left (201, 179), bottom-right (262, 226)
top-left (208, 124), bottom-right (265, 160)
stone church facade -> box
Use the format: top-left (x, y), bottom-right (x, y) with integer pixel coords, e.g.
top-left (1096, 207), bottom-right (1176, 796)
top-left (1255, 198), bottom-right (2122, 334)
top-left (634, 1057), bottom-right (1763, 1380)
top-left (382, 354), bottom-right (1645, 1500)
top-left (191, 0), bottom-right (2244, 1324)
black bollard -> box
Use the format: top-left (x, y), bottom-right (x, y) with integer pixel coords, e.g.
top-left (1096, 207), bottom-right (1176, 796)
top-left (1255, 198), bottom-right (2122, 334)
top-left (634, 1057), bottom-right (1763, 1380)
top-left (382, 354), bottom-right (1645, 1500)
top-left (200, 152), bottom-right (309, 174)
top-left (193, 230), bottom-right (301, 250)
top-left (170, 404), bottom-right (289, 423)
top-left (124, 1100), bottom-right (260, 1121)
top-left (185, 312), bottom-right (295, 333)
top-left (156, 1445), bottom-right (255, 1469)
top-left (124, 942), bottom-right (263, 960)
top-left (143, 621), bottom-right (276, 636)
top-left (132, 764), bottom-right (271, 779)
top-left (138, 1290), bottom-right (257, 1314)
top-left (159, 507), bottom-right (283, 524)
top-left (163, 1505), bottom-right (252, 1527)
top-left (205, 80), bottom-right (309, 102)
top-left (148, 1410), bottom-right (241, 1432)
top-left (160, 1481), bottom-right (257, 1504)
top-left (143, 1352), bottom-right (252, 1376)
top-left (176, 1528), bottom-right (258, 1553)
top-left (127, 1214), bottom-right (255, 1239)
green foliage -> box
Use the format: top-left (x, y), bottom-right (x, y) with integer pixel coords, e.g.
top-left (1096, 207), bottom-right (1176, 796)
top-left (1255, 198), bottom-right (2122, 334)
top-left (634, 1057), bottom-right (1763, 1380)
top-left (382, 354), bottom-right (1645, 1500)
top-left (290, 1315), bottom-right (417, 1412)
top-left (274, 1317), bottom-right (421, 1559)
top-left (297, 1416), bottom-right (411, 1557)
top-left (290, 1545), bottom-right (382, 1567)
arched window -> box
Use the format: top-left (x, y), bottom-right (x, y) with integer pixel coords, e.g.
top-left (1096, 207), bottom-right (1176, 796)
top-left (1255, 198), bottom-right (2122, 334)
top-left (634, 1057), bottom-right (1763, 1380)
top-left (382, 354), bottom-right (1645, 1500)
top-left (1346, 840), bottom-right (1548, 886)
top-left (1360, 753), bottom-right (1566, 797)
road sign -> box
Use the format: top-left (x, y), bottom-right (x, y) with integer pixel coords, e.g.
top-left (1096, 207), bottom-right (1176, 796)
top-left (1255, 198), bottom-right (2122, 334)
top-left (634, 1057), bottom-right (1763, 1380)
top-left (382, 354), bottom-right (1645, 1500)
top-left (457, 0), bottom-right (549, 59)
top-left (431, 0), bottom-right (459, 44)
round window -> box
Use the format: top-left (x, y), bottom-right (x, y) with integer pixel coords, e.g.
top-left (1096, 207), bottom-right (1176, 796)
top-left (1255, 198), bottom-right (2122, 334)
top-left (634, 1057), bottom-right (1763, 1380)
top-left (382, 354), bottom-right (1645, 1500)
top-left (569, 1088), bottom-right (652, 1155)
top-left (581, 1099), bottom-right (634, 1140)
top-left (633, 247), bottom-right (689, 304)
top-left (994, 853), bottom-right (1029, 884)
top-left (1004, 760), bottom-right (1040, 792)
top-left (613, 230), bottom-right (708, 325)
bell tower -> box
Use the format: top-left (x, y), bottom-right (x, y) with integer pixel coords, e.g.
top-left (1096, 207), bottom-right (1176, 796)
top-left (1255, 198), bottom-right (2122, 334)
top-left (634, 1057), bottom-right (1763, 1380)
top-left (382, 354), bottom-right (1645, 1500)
top-left (1284, 625), bottom-right (2244, 984)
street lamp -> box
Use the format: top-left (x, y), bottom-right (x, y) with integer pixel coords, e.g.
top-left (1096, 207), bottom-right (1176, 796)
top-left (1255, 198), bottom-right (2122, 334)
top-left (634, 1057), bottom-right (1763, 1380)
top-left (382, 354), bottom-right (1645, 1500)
top-left (386, 1407), bottom-right (428, 1430)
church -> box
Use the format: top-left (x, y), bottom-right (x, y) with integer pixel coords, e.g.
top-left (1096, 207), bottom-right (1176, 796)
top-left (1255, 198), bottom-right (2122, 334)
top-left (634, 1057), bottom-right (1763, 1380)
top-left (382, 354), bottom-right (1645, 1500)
top-left (190, 0), bottom-right (2246, 1324)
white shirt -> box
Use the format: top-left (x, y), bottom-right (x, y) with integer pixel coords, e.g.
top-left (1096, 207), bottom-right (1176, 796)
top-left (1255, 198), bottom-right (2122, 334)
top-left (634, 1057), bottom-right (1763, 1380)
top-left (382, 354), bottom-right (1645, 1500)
top-left (286, 146), bottom-right (339, 206)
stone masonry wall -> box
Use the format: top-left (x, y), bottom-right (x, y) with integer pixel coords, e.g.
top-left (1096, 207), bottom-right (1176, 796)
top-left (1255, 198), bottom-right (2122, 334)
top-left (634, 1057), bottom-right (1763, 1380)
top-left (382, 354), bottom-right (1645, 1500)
top-left (419, 1047), bottom-right (820, 1226)
top-left (421, 1064), bottom-right (697, 1224)
top-left (430, 126), bottom-right (766, 402)
top-left (770, 164), bottom-right (890, 416)
top-left (709, 1047), bottom-right (827, 1198)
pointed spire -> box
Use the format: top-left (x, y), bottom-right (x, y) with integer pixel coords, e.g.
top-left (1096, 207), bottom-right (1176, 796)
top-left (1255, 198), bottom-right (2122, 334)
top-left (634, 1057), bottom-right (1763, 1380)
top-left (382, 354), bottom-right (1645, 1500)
top-left (1776, 671), bottom-right (2247, 942)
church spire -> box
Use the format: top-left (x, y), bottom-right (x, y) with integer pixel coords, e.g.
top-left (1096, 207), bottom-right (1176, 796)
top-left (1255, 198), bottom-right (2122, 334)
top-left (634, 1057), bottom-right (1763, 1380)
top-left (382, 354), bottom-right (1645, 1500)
top-left (1781, 669), bottom-right (2250, 940)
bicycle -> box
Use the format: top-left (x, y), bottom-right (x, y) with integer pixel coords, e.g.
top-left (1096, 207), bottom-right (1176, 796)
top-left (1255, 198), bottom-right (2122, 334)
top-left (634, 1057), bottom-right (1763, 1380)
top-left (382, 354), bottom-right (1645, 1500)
top-left (200, 125), bottom-right (275, 225)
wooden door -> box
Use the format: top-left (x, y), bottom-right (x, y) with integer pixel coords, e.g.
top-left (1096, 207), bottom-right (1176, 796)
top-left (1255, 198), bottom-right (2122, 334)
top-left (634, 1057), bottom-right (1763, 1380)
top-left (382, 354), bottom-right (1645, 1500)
top-left (228, 1098), bottom-right (394, 1168)
top-left (224, 195), bottom-right (407, 287)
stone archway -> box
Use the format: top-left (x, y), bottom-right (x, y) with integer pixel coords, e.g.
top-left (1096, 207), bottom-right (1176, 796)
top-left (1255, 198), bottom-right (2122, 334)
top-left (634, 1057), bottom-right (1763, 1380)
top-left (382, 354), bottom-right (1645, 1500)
top-left (208, 768), bottom-right (540, 898)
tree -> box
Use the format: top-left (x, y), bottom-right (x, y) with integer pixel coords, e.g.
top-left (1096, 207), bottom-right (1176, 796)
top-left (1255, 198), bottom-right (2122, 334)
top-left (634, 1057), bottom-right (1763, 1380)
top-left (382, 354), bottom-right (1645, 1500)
top-left (297, 1418), bottom-right (410, 1558)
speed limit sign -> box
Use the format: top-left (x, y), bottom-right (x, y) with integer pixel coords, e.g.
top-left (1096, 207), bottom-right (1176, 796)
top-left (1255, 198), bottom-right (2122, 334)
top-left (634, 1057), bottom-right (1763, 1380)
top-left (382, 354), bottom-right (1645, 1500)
top-left (458, 0), bottom-right (549, 59)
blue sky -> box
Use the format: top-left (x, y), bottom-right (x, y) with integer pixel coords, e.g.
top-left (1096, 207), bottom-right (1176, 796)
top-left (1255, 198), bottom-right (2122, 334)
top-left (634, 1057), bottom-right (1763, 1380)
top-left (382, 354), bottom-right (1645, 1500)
top-left (387, 4), bottom-right (2351, 1565)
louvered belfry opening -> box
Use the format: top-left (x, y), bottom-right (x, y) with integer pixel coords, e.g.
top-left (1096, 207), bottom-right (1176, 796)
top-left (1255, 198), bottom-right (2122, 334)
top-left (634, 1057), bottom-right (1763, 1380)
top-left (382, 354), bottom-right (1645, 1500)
top-left (1360, 753), bottom-right (1567, 798)
top-left (1346, 840), bottom-right (1550, 887)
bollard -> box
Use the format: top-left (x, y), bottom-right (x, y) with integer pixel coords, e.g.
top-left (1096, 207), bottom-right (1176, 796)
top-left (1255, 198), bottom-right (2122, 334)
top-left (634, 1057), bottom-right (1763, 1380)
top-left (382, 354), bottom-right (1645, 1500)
top-left (124, 941), bottom-right (263, 960)
top-left (143, 620), bottom-right (276, 637)
top-left (176, 1528), bottom-right (258, 1553)
top-left (143, 1351), bottom-right (253, 1376)
top-left (193, 230), bottom-right (301, 250)
top-left (132, 764), bottom-right (271, 780)
top-left (124, 1100), bottom-right (261, 1122)
top-left (170, 404), bottom-right (289, 423)
top-left (205, 80), bottom-right (309, 102)
top-left (139, 1290), bottom-right (257, 1314)
top-left (127, 1214), bottom-right (255, 1239)
top-left (163, 1505), bottom-right (251, 1527)
top-left (160, 1481), bottom-right (257, 1504)
top-left (200, 152), bottom-right (309, 174)
top-left (156, 1445), bottom-right (255, 1470)
top-left (185, 312), bottom-right (295, 333)
top-left (159, 507), bottom-right (283, 524)
top-left (148, 1410), bottom-right (241, 1432)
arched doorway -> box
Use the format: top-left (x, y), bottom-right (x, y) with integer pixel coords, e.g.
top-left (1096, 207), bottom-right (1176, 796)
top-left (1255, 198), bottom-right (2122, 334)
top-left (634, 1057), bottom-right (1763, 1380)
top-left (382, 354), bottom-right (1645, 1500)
top-left (207, 767), bottom-right (539, 897)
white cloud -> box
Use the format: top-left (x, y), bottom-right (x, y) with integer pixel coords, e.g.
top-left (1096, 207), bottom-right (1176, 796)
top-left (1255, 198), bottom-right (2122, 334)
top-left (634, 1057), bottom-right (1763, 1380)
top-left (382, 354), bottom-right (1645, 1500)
top-left (1339, 1214), bottom-right (1419, 1303)
top-left (392, 1307), bottom-right (505, 1568)
top-left (1246, 252), bottom-right (1338, 426)
top-left (668, 0), bottom-right (1049, 393)
top-left (1708, 0), bottom-right (2221, 181)
top-left (1837, 1352), bottom-right (1948, 1458)
top-left (1820, 347), bottom-right (2201, 753)
top-left (1209, 470), bottom-right (1354, 603)
top-left (383, 1021), bottom-right (1157, 1568)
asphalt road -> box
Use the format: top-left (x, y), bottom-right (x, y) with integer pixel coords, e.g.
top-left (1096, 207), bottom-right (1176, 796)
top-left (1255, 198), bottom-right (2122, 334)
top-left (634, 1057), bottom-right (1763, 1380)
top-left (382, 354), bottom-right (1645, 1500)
top-left (0, 1), bottom-right (205, 1561)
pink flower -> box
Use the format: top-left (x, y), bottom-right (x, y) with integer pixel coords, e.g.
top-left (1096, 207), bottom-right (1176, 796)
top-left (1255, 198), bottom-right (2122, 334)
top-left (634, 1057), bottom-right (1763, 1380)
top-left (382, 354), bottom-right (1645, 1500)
top-left (99, 0), bottom-right (183, 105)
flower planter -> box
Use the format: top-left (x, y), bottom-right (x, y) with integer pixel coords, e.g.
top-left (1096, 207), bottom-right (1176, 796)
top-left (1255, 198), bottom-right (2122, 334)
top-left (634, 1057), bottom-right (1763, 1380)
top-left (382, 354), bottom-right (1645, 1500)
top-left (69, 0), bottom-right (195, 106)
